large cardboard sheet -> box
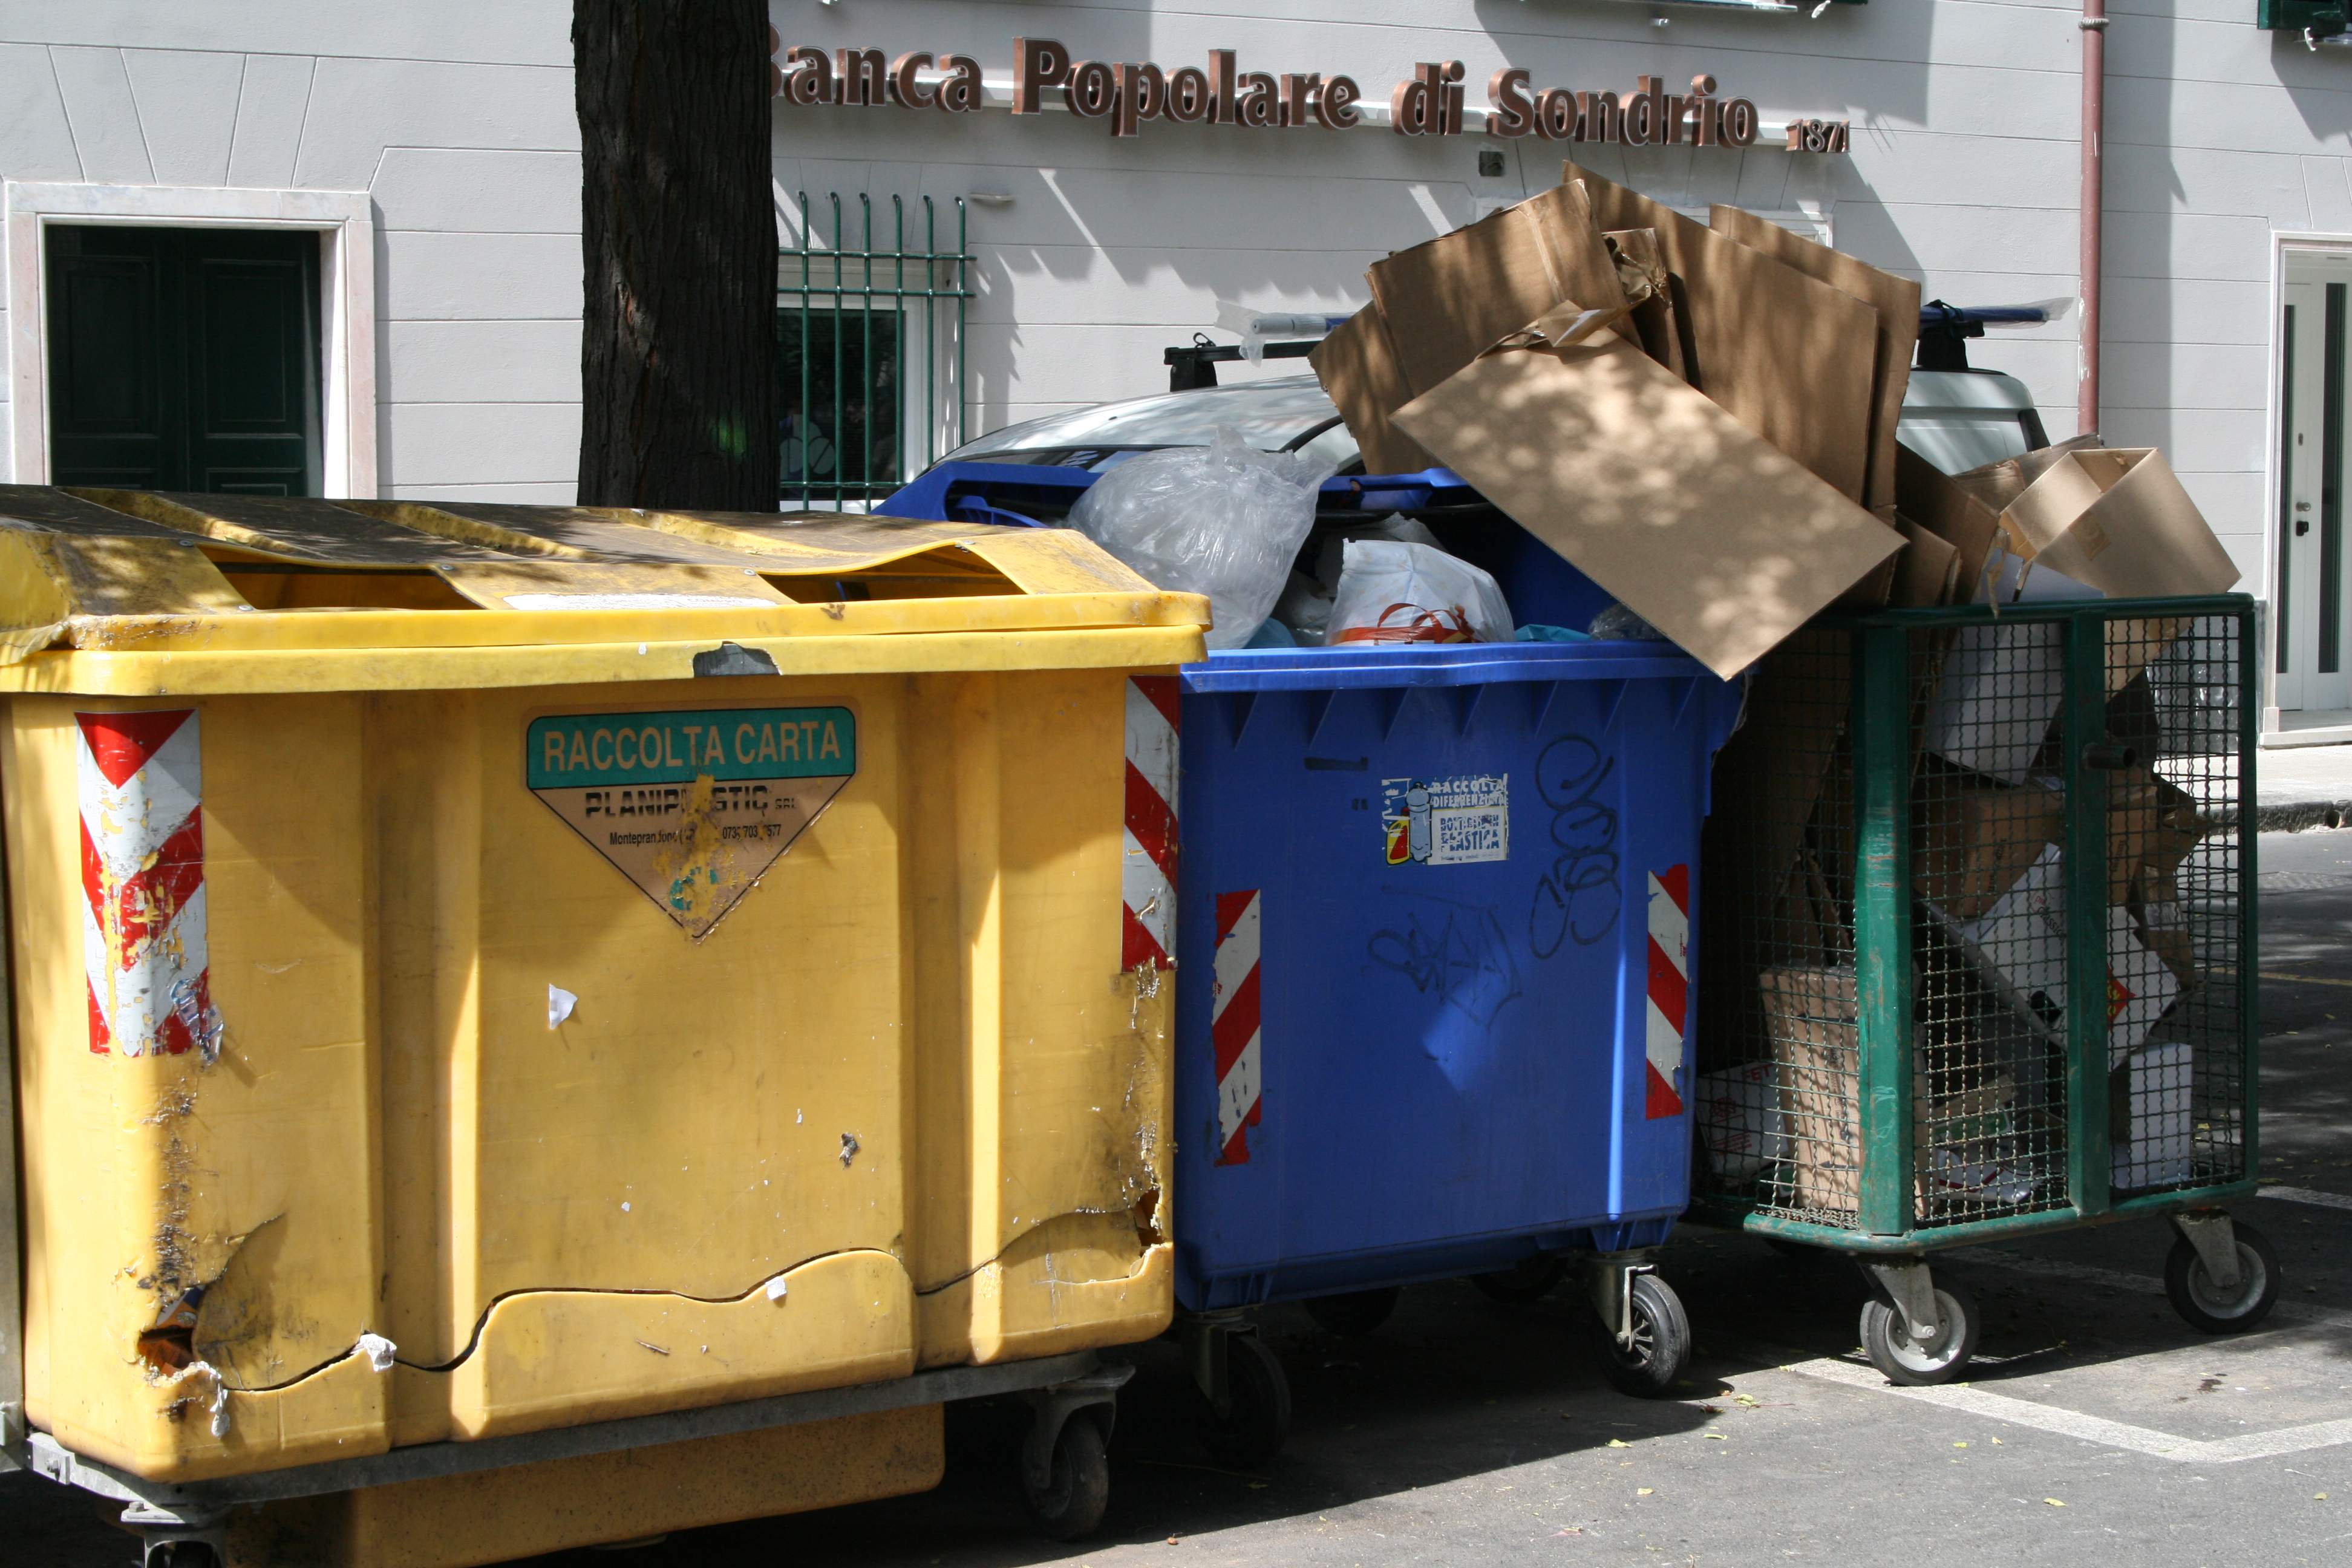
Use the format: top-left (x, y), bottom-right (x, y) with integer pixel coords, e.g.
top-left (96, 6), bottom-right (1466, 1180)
top-left (1709, 206), bottom-right (1921, 513)
top-left (2001, 448), bottom-right (2242, 598)
top-left (1895, 442), bottom-right (2006, 604)
top-left (1313, 183), bottom-right (1625, 476)
top-left (1568, 165), bottom-right (1878, 503)
top-left (1364, 181), bottom-right (1624, 396)
top-left (1391, 311), bottom-right (1900, 679)
top-left (1308, 306), bottom-right (1436, 476)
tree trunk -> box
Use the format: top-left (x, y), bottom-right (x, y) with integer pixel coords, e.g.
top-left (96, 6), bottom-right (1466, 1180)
top-left (575, 0), bottom-right (777, 509)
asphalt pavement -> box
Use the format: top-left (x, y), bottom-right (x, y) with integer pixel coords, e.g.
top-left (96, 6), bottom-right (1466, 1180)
top-left (13, 830), bottom-right (2352, 1567)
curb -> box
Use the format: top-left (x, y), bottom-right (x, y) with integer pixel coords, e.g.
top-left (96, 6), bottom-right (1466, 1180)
top-left (2255, 799), bottom-right (2352, 834)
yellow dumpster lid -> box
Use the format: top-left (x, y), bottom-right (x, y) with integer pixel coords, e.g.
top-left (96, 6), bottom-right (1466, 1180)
top-left (0, 487), bottom-right (1207, 695)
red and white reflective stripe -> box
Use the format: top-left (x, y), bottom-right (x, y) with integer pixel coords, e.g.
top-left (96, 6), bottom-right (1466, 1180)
top-left (1210, 889), bottom-right (1263, 1165)
top-left (1122, 675), bottom-right (1181, 972)
top-left (1644, 865), bottom-right (1690, 1119)
top-left (79, 710), bottom-right (220, 1060)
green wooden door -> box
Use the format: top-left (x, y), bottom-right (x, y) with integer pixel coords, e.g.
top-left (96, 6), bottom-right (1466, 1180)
top-left (45, 226), bottom-right (322, 495)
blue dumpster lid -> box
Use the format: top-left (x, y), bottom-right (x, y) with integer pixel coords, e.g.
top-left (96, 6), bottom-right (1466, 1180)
top-left (878, 460), bottom-right (1483, 530)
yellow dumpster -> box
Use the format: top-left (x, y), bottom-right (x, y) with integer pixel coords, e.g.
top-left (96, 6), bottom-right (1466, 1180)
top-left (0, 485), bottom-right (1204, 1560)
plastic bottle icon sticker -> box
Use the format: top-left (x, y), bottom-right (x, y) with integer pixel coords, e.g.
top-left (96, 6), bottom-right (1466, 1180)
top-left (1380, 774), bottom-right (1509, 866)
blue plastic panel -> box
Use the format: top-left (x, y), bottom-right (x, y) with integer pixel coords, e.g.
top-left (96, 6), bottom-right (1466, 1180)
top-left (1171, 643), bottom-right (1740, 1309)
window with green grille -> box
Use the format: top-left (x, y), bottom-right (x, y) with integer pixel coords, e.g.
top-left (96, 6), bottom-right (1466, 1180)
top-left (779, 192), bottom-right (971, 510)
top-left (2258, 0), bottom-right (2348, 34)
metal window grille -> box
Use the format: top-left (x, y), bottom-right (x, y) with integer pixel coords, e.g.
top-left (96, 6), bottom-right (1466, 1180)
top-left (1692, 602), bottom-right (2256, 1245)
top-left (779, 192), bottom-right (971, 511)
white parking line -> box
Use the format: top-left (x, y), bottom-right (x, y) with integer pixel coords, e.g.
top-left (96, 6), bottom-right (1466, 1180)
top-left (1965, 1249), bottom-right (2352, 1331)
top-left (1786, 1356), bottom-right (2352, 1463)
top-left (2260, 1184), bottom-right (2352, 1213)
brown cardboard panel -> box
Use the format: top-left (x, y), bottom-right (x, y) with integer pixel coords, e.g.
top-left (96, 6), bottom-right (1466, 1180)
top-left (1916, 777), bottom-right (2064, 920)
top-left (1709, 206), bottom-right (1922, 514)
top-left (1693, 627), bottom-right (1851, 1072)
top-left (1947, 434), bottom-right (2103, 517)
top-left (1391, 329), bottom-right (1901, 679)
top-left (1895, 442), bottom-right (2005, 604)
top-left (1365, 181), bottom-right (1625, 398)
top-left (1308, 306), bottom-right (1436, 475)
top-left (1569, 163), bottom-right (1877, 501)
top-left (1892, 517), bottom-right (1962, 607)
top-left (2001, 448), bottom-right (2243, 598)
top-left (2109, 765), bottom-right (2207, 906)
top-left (1603, 227), bottom-right (1690, 380)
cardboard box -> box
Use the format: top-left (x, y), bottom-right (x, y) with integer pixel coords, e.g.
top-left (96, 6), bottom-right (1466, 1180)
top-left (1312, 181), bottom-right (1630, 477)
top-left (1999, 448), bottom-right (2242, 599)
top-left (1922, 619), bottom-right (2065, 784)
top-left (1756, 965), bottom-right (2039, 1214)
top-left (1710, 204), bottom-right (1922, 513)
top-left (1892, 516), bottom-right (1962, 607)
top-left (2134, 897), bottom-right (2198, 989)
top-left (1914, 776), bottom-right (2063, 920)
top-left (1310, 307), bottom-right (1435, 475)
top-left (1389, 302), bottom-right (1902, 680)
top-left (2112, 1040), bottom-right (2194, 1189)
top-left (1603, 226), bottom-right (1689, 381)
top-left (1569, 164), bottom-right (1880, 503)
top-left (1758, 964), bottom-right (1870, 1211)
top-left (2108, 765), bottom-right (2207, 906)
top-left (1697, 1060), bottom-right (1787, 1184)
top-left (1932, 843), bottom-right (2183, 1061)
top-left (1947, 436), bottom-right (2102, 517)
top-left (1896, 442), bottom-right (2006, 604)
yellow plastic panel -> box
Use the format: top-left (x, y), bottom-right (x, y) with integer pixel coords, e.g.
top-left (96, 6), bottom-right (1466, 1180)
top-left (436, 1250), bottom-right (915, 1439)
top-left (14, 658), bottom-right (1177, 1481)
top-left (13, 696), bottom-right (382, 1480)
top-left (4, 624), bottom-right (1204, 694)
top-left (228, 1405), bottom-right (942, 1568)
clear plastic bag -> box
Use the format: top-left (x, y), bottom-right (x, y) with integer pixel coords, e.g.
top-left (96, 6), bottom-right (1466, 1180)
top-left (1068, 428), bottom-right (1334, 650)
top-left (1589, 602), bottom-right (1668, 641)
top-left (1327, 540), bottom-right (1514, 646)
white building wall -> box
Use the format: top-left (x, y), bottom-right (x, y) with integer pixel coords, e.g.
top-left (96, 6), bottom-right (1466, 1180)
top-left (0, 2), bottom-right (583, 499)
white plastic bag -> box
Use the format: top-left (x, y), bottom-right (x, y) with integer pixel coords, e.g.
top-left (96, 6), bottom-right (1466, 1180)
top-left (1068, 428), bottom-right (1333, 650)
top-left (1328, 540), bottom-right (1514, 646)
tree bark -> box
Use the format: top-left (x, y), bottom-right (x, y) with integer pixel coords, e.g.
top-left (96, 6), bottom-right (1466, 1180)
top-left (575, 0), bottom-right (777, 509)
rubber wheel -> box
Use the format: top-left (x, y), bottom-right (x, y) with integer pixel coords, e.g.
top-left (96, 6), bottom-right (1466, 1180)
top-left (1022, 1413), bottom-right (1110, 1541)
top-left (1592, 1273), bottom-right (1691, 1398)
top-left (1473, 1256), bottom-right (1569, 1305)
top-left (145, 1546), bottom-right (223, 1568)
top-left (2166, 1223), bottom-right (2281, 1334)
top-left (1858, 1279), bottom-right (1979, 1386)
top-left (1305, 1286), bottom-right (1400, 1338)
top-left (1199, 1332), bottom-right (1292, 1467)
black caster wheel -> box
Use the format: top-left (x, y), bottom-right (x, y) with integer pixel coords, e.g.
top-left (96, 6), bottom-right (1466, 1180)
top-left (1022, 1412), bottom-right (1110, 1541)
top-left (144, 1545), bottom-right (224, 1568)
top-left (1200, 1331), bottom-right (1292, 1466)
top-left (1858, 1279), bottom-right (1979, 1386)
top-left (1305, 1286), bottom-right (1400, 1338)
top-left (2167, 1222), bottom-right (2281, 1334)
top-left (1473, 1256), bottom-right (1569, 1305)
top-left (1592, 1273), bottom-right (1691, 1398)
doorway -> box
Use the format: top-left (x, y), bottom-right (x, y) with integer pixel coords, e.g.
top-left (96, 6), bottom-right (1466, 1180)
top-left (43, 224), bottom-right (322, 495)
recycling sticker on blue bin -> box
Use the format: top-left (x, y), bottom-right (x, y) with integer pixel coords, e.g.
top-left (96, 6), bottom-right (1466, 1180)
top-left (528, 706), bottom-right (857, 936)
top-left (1381, 773), bottom-right (1509, 866)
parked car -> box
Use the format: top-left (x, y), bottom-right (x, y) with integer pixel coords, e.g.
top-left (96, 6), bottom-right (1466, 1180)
top-left (929, 305), bottom-right (2052, 482)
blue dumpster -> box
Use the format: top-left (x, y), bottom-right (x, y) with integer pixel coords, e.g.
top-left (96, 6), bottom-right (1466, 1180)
top-left (878, 462), bottom-right (1741, 1454)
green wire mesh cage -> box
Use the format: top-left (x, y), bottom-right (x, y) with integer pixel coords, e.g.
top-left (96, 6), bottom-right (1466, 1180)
top-left (1690, 598), bottom-right (2258, 1250)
